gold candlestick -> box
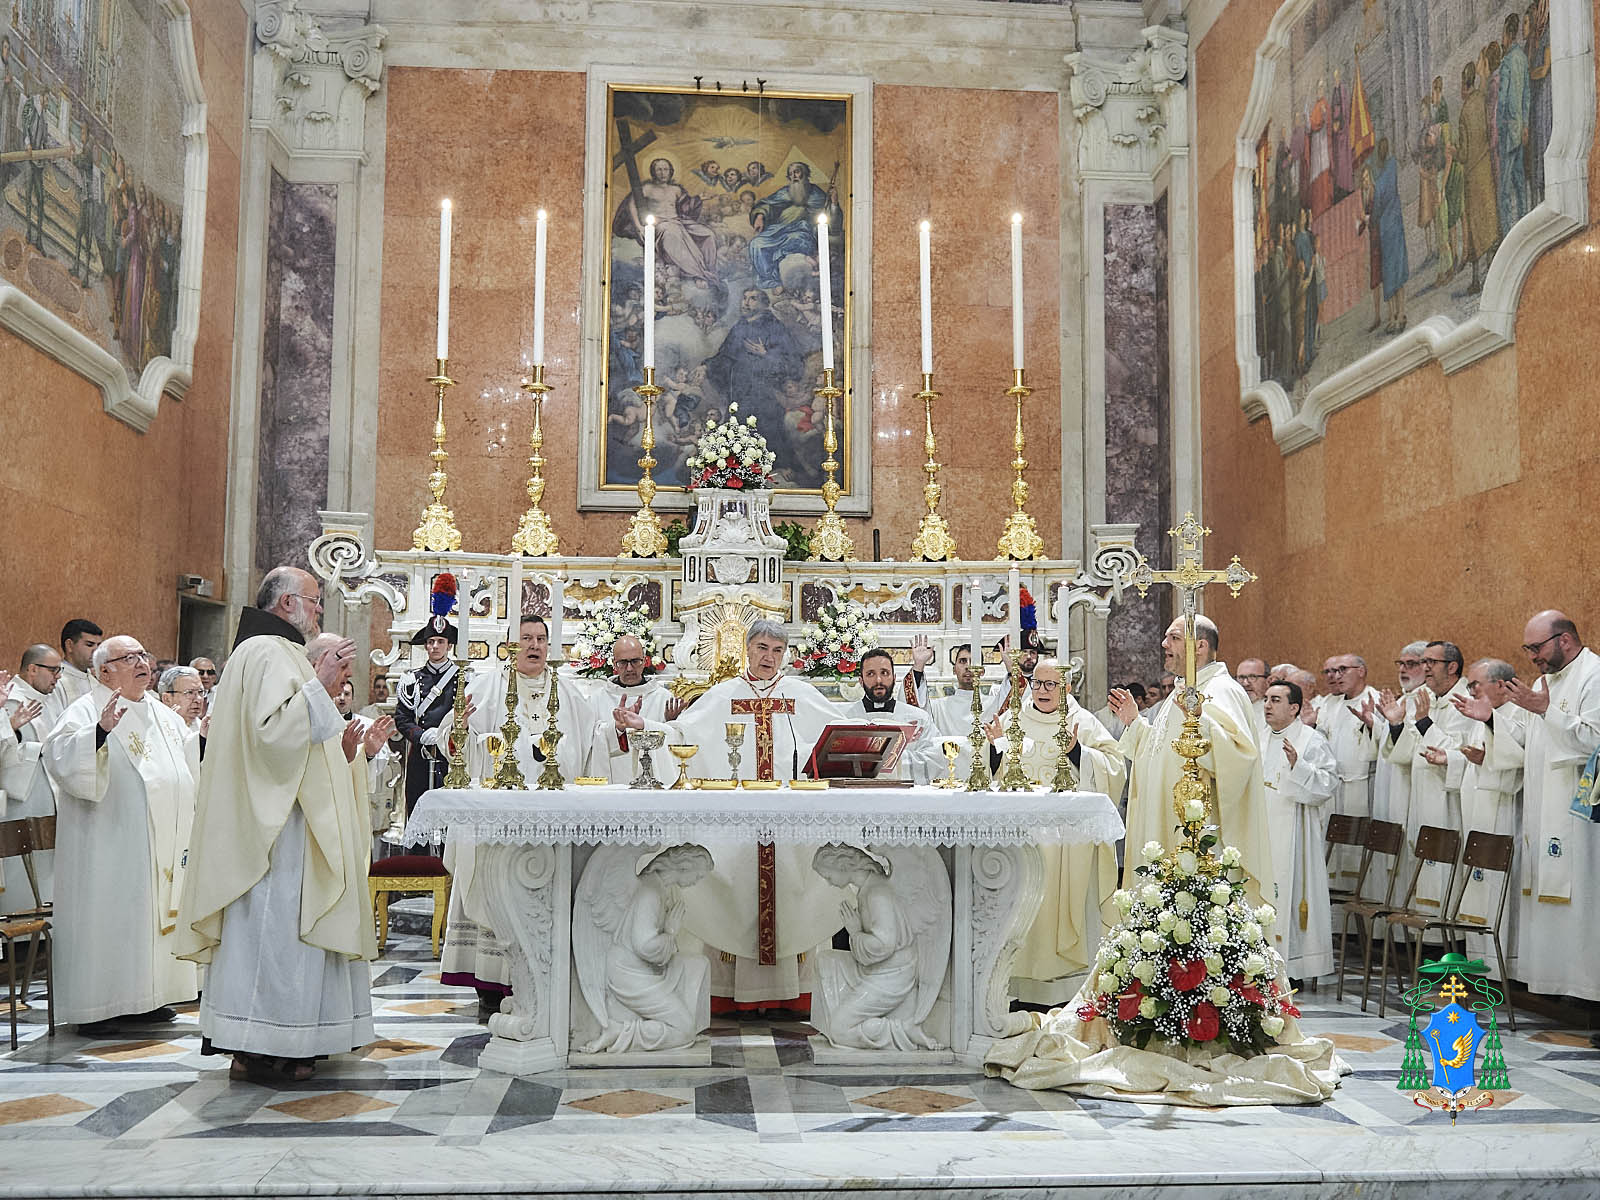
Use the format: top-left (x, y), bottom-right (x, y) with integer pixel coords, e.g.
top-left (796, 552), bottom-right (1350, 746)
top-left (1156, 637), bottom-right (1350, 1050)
top-left (995, 368), bottom-right (1045, 561)
top-left (489, 660), bottom-right (526, 790)
top-left (620, 367), bottom-right (668, 558)
top-left (964, 673), bottom-right (991, 792)
top-left (413, 359), bottom-right (463, 552)
top-left (910, 372), bottom-right (957, 562)
top-left (441, 652), bottom-right (472, 788)
top-left (807, 366), bottom-right (856, 562)
top-left (1051, 690), bottom-right (1079, 792)
top-left (510, 363), bottom-right (560, 557)
top-left (995, 651), bottom-right (1032, 792)
top-left (537, 671), bottom-right (566, 790)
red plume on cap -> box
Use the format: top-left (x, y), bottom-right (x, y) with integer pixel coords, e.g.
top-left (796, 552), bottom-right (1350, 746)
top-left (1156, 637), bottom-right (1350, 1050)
top-left (1018, 587), bottom-right (1038, 631)
top-left (431, 573), bottom-right (458, 617)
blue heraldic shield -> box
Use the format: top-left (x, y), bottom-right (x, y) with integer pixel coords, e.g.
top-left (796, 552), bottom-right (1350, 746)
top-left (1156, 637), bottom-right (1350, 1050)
top-left (1423, 1003), bottom-right (1486, 1093)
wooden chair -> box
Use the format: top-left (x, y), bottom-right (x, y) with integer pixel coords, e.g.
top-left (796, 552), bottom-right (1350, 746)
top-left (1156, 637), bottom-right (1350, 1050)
top-left (0, 816), bottom-right (55, 1050)
top-left (1374, 825), bottom-right (1463, 1017)
top-left (1336, 818), bottom-right (1405, 1011)
top-left (1325, 814), bottom-right (1368, 907)
top-left (368, 855), bottom-right (452, 957)
top-left (1425, 831), bottom-right (1518, 1031)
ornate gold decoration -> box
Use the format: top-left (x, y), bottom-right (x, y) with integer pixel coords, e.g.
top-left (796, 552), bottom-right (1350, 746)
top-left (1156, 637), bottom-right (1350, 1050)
top-left (995, 651), bottom-right (1032, 791)
top-left (668, 743), bottom-right (698, 790)
top-left (441, 655), bottom-right (472, 788)
top-left (620, 367), bottom-right (669, 558)
top-left (910, 372), bottom-right (957, 562)
top-left (1051, 695), bottom-right (1079, 792)
top-left (965, 676), bottom-right (991, 791)
top-left (807, 366), bottom-right (856, 562)
top-left (489, 661), bottom-right (526, 790)
top-left (413, 360), bottom-right (463, 553)
top-left (510, 363), bottom-right (560, 557)
top-left (537, 671), bottom-right (566, 790)
top-left (995, 368), bottom-right (1045, 561)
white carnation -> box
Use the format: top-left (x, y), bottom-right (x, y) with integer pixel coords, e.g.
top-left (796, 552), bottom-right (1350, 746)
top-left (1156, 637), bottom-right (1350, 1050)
top-left (1139, 883), bottom-right (1162, 908)
top-left (1255, 904), bottom-right (1277, 929)
top-left (1183, 799), bottom-right (1207, 822)
top-left (1242, 921), bottom-right (1263, 944)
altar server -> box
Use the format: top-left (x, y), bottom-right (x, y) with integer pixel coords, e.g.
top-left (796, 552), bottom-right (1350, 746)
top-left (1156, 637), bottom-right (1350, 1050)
top-left (177, 567), bottom-right (376, 1082)
top-left (1260, 679), bottom-right (1338, 981)
top-left (45, 634), bottom-right (199, 1033)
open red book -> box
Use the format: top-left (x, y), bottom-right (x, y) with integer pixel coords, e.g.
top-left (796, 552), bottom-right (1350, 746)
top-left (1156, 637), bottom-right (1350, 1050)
top-left (804, 723), bottom-right (919, 780)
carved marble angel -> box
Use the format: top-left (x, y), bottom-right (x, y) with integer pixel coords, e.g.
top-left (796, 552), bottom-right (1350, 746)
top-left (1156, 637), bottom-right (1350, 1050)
top-left (572, 844), bottom-right (714, 1054)
top-left (810, 843), bottom-right (952, 1051)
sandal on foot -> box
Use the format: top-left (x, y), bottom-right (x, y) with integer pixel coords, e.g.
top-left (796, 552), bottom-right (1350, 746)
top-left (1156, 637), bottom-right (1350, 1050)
top-left (229, 1053), bottom-right (280, 1085)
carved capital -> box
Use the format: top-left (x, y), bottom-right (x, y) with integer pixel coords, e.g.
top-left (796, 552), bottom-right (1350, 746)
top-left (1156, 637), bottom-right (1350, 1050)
top-left (1067, 26), bottom-right (1189, 178)
top-left (253, 1), bottom-right (387, 156)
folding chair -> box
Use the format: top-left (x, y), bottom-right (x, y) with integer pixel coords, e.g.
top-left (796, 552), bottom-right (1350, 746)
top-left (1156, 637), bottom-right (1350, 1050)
top-left (0, 817), bottom-right (55, 1050)
top-left (1325, 814), bottom-right (1368, 907)
top-left (1439, 831), bottom-right (1518, 1032)
top-left (1336, 818), bottom-right (1404, 1011)
top-left (1375, 825), bottom-right (1462, 1017)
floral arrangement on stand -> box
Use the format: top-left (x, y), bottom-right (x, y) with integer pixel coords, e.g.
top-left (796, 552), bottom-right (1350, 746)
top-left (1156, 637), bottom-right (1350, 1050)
top-left (791, 598), bottom-right (878, 680)
top-left (684, 403), bottom-right (777, 491)
top-left (570, 595), bottom-right (667, 679)
top-left (1077, 835), bottom-right (1300, 1057)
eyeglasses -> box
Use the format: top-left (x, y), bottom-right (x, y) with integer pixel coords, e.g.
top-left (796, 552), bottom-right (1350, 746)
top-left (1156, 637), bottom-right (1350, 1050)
top-left (1394, 659), bottom-right (1424, 669)
top-left (101, 651), bottom-right (150, 669)
top-left (1521, 632), bottom-right (1563, 656)
top-left (1421, 656), bottom-right (1451, 666)
top-left (29, 663), bottom-right (63, 675)
top-left (167, 687), bottom-right (203, 698)
top-left (197, 668), bottom-right (218, 676)
top-left (288, 593), bottom-right (323, 609)
top-left (1325, 666), bottom-right (1351, 675)
top-left (613, 656), bottom-right (646, 668)
top-left (1032, 680), bottom-right (1062, 692)
top-left (1237, 672), bottom-right (1267, 682)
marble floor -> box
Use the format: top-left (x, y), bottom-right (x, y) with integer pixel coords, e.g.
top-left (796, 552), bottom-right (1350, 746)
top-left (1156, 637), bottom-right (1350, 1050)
top-left (1, 925), bottom-right (1597, 1199)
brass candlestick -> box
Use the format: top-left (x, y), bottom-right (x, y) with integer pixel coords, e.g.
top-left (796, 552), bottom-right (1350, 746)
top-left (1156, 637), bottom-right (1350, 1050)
top-left (441, 653), bottom-right (472, 788)
top-left (510, 363), bottom-right (560, 557)
top-left (537, 672), bottom-right (566, 790)
top-left (964, 677), bottom-right (991, 792)
top-left (620, 367), bottom-right (668, 558)
top-left (807, 366), bottom-right (856, 562)
top-left (995, 368), bottom-right (1045, 561)
top-left (910, 372), bottom-right (957, 562)
top-left (996, 651), bottom-right (1031, 792)
top-left (1051, 693), bottom-right (1079, 792)
top-left (489, 662), bottom-right (526, 790)
top-left (413, 359), bottom-right (463, 552)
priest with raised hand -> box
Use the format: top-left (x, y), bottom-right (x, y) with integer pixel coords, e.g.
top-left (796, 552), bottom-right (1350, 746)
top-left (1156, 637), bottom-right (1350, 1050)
top-left (990, 658), bottom-right (1125, 1001)
top-left (1259, 679), bottom-right (1338, 983)
top-left (834, 647), bottom-right (946, 785)
top-left (1108, 615), bottom-right (1274, 907)
top-left (2, 646), bottom-right (66, 913)
top-left (177, 567), bottom-right (377, 1084)
top-left (45, 634), bottom-right (199, 1035)
top-left (585, 633), bottom-right (680, 784)
top-left (442, 613), bottom-right (592, 1017)
top-left (928, 644), bottom-right (983, 739)
top-left (668, 619), bottom-right (847, 1013)
top-left (1358, 640), bottom-right (1430, 897)
top-left (1308, 653), bottom-right (1379, 886)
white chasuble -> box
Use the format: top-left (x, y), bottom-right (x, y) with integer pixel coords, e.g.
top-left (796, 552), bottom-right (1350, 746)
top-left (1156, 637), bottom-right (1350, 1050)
top-left (1119, 662), bottom-right (1275, 909)
top-left (929, 688), bottom-right (983, 740)
top-left (1386, 678), bottom-right (1473, 910)
top-left (1261, 722), bottom-right (1337, 979)
top-left (834, 698), bottom-right (947, 785)
top-left (45, 685), bottom-right (199, 1022)
top-left (1512, 648), bottom-right (1600, 1000)
top-left (580, 678), bottom-right (675, 785)
top-left (1371, 685), bottom-right (1425, 901)
top-left (1456, 704), bottom-right (1528, 979)
top-left (1317, 686), bottom-right (1378, 885)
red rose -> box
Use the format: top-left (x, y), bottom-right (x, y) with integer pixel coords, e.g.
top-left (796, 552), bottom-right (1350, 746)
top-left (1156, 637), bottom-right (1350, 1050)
top-left (1167, 959), bottom-right (1207, 992)
top-left (728, 477), bottom-right (744, 488)
top-left (1116, 979), bottom-right (1144, 1023)
top-left (1186, 1001), bottom-right (1220, 1042)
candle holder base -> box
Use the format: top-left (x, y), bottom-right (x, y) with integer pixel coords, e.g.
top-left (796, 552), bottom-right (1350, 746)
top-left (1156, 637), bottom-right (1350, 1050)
top-left (621, 373), bottom-right (669, 559)
top-left (911, 510), bottom-right (957, 563)
top-left (996, 509), bottom-right (1046, 562)
top-left (808, 510), bottom-right (856, 564)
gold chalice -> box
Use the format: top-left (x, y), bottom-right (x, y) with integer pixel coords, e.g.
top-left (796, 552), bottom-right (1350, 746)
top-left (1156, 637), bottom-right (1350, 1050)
top-left (939, 738), bottom-right (963, 789)
top-left (668, 743), bottom-right (698, 790)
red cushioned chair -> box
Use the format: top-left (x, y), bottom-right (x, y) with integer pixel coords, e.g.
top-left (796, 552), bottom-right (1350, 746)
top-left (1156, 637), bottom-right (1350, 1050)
top-left (368, 854), bottom-right (451, 956)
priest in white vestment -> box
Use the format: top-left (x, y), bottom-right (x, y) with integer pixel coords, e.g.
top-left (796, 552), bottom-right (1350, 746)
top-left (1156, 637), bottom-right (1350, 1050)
top-left (582, 634), bottom-right (678, 784)
top-left (668, 619), bottom-right (848, 1011)
top-left (1108, 616), bottom-right (1275, 908)
top-left (55, 620), bottom-right (102, 708)
top-left (1237, 658), bottom-right (1270, 736)
top-left (928, 645), bottom-right (983, 737)
top-left (1449, 658), bottom-right (1528, 978)
top-left (442, 614), bottom-right (593, 1007)
top-left (990, 660), bottom-right (1125, 1001)
top-left (1501, 612), bottom-right (1600, 1000)
top-left (44, 636), bottom-right (199, 1032)
top-left (1365, 642), bottom-right (1430, 897)
top-left (177, 568), bottom-right (377, 1082)
top-left (1260, 680), bottom-right (1338, 981)
top-left (833, 648), bottom-right (947, 785)
top-left (1307, 654), bottom-right (1379, 886)
top-left (1383, 643), bottom-right (1473, 910)
top-left (2, 646), bottom-right (66, 913)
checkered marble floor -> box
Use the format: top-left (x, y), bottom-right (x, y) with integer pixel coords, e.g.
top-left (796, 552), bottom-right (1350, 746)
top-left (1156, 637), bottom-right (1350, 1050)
top-left (1, 929), bottom-right (1597, 1197)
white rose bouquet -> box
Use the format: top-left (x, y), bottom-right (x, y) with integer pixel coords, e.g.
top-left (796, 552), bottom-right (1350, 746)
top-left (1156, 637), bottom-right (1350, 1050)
top-left (684, 402), bottom-right (777, 491)
top-left (570, 595), bottom-right (665, 679)
top-left (790, 598), bottom-right (878, 680)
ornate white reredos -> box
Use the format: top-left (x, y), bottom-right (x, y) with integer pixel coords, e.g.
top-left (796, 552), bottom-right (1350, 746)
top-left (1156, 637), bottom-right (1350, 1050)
top-left (1233, 0), bottom-right (1595, 455)
top-left (1066, 25), bottom-right (1190, 179)
top-left (253, 0), bottom-right (388, 158)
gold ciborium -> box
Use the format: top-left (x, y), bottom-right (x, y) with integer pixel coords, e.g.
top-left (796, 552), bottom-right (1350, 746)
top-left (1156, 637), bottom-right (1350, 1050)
top-left (668, 744), bottom-right (698, 790)
top-left (939, 738), bottom-right (963, 788)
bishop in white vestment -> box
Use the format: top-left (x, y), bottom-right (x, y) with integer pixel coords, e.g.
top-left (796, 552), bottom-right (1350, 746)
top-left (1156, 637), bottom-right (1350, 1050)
top-left (44, 636), bottom-right (199, 1028)
top-left (1260, 680), bottom-right (1338, 980)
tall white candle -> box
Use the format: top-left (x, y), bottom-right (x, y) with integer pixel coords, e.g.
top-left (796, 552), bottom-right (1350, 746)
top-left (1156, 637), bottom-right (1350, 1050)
top-left (550, 573), bottom-right (566, 665)
top-left (1010, 212), bottom-right (1024, 372)
top-left (919, 220), bottom-right (933, 377)
top-left (642, 215), bottom-right (656, 369)
top-left (817, 214), bottom-right (833, 370)
top-left (1008, 565), bottom-right (1022, 650)
top-left (967, 576), bottom-right (982, 675)
top-left (532, 209), bottom-right (548, 366)
top-left (507, 555), bottom-right (524, 651)
top-left (436, 199), bottom-right (453, 362)
top-left (456, 575), bottom-right (470, 659)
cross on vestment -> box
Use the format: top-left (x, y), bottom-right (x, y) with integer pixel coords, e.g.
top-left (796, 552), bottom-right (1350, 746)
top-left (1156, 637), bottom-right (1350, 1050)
top-left (612, 118), bottom-right (659, 215)
top-left (729, 695), bottom-right (796, 966)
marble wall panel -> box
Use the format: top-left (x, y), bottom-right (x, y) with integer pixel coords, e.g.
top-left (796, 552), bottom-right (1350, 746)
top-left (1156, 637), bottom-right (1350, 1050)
top-left (1103, 199), bottom-right (1171, 686)
top-left (255, 176), bottom-right (338, 576)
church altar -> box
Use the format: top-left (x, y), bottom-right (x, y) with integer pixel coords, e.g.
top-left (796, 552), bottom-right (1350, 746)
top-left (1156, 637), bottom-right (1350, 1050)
top-left (405, 784), bottom-right (1122, 1076)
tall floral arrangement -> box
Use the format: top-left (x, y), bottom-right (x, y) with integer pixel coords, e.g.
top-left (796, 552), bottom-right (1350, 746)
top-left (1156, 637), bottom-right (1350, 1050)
top-left (791, 599), bottom-right (878, 679)
top-left (685, 402), bottom-right (776, 491)
top-left (1076, 837), bottom-right (1299, 1057)
top-left (570, 595), bottom-right (666, 679)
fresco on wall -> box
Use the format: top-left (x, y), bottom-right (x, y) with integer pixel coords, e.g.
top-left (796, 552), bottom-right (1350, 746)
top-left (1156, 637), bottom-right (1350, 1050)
top-left (1248, 0), bottom-right (1553, 395)
top-left (600, 86), bottom-right (851, 494)
top-left (0, 0), bottom-right (188, 381)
